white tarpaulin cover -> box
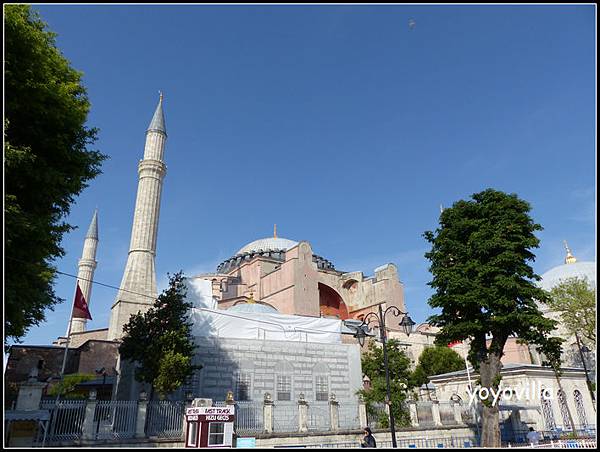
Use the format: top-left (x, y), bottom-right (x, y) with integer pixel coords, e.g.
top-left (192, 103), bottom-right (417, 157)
top-left (185, 278), bottom-right (217, 310)
top-left (184, 277), bottom-right (342, 343)
top-left (188, 308), bottom-right (342, 344)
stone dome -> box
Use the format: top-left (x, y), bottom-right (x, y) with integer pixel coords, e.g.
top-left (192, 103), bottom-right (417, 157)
top-left (236, 237), bottom-right (298, 256)
top-left (228, 302), bottom-right (279, 314)
top-left (538, 261), bottom-right (596, 292)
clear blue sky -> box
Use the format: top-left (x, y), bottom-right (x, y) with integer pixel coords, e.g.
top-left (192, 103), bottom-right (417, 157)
top-left (13, 4), bottom-right (596, 347)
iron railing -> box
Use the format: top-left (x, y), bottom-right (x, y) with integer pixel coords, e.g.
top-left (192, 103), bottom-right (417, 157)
top-left (307, 403), bottom-right (331, 432)
top-left (145, 400), bottom-right (186, 439)
top-left (43, 399), bottom-right (87, 443)
top-left (93, 400), bottom-right (137, 440)
top-left (235, 401), bottom-right (263, 434)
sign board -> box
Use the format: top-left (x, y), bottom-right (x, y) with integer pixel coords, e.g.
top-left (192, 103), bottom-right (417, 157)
top-left (186, 406), bottom-right (235, 422)
top-left (236, 437), bottom-right (256, 448)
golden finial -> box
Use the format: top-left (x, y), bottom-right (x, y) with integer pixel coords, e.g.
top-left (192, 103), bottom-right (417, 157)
top-left (247, 292), bottom-right (255, 304)
top-left (159, 90), bottom-right (163, 102)
top-left (564, 240), bottom-right (577, 264)
top-left (274, 223), bottom-right (277, 239)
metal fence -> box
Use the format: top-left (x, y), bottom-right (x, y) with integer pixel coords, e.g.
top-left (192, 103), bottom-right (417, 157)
top-left (396, 435), bottom-right (478, 448)
top-left (274, 437), bottom-right (476, 448)
top-left (507, 439), bottom-right (597, 449)
top-left (145, 400), bottom-right (185, 439)
top-left (43, 399), bottom-right (87, 443)
top-left (93, 400), bottom-right (137, 440)
top-left (503, 426), bottom-right (596, 445)
top-left (338, 404), bottom-right (361, 430)
top-left (235, 401), bottom-right (263, 434)
top-left (308, 403), bottom-right (331, 432)
top-left (366, 403), bottom-right (388, 429)
top-left (273, 401), bottom-right (299, 433)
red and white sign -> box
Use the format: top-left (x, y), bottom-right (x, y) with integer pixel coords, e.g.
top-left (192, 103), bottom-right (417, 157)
top-left (186, 406), bottom-right (234, 422)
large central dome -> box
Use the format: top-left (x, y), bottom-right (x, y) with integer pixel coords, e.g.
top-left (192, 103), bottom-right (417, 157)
top-left (236, 237), bottom-right (298, 256)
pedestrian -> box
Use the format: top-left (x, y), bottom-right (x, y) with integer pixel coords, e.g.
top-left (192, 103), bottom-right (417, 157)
top-left (361, 427), bottom-right (377, 448)
top-left (526, 426), bottom-right (541, 445)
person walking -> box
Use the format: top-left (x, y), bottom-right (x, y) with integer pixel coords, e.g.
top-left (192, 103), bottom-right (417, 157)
top-left (361, 427), bottom-right (377, 448)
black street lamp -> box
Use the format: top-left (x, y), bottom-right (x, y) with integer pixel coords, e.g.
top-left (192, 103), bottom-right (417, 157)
top-left (352, 303), bottom-right (415, 448)
top-left (575, 333), bottom-right (596, 404)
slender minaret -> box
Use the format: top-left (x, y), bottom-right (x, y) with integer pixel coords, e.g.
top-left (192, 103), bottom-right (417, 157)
top-left (70, 210), bottom-right (99, 334)
top-left (108, 93), bottom-right (167, 340)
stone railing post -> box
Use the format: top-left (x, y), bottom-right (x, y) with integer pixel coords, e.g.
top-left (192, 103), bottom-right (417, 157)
top-left (452, 401), bottom-right (463, 424)
top-left (263, 393), bottom-right (274, 434)
top-left (358, 397), bottom-right (368, 429)
top-left (431, 400), bottom-right (443, 427)
top-left (135, 389), bottom-right (149, 439)
top-left (82, 390), bottom-right (97, 440)
top-left (329, 393), bottom-right (339, 431)
top-left (298, 393), bottom-right (308, 433)
top-left (409, 400), bottom-right (419, 427)
top-left (15, 369), bottom-right (47, 411)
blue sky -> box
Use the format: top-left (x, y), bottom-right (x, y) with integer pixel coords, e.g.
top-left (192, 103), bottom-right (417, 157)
top-left (12, 4), bottom-right (596, 347)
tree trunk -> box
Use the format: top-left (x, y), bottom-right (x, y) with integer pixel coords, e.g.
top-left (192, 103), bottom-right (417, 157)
top-left (479, 352), bottom-right (503, 447)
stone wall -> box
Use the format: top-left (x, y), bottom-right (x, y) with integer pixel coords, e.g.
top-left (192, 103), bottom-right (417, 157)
top-left (185, 337), bottom-right (363, 406)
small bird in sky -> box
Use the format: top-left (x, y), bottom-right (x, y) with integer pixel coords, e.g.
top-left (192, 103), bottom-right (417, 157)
top-left (408, 18), bottom-right (416, 30)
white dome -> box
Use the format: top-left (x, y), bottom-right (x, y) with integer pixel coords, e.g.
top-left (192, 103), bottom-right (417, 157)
top-left (538, 261), bottom-right (596, 292)
top-left (236, 237), bottom-right (298, 255)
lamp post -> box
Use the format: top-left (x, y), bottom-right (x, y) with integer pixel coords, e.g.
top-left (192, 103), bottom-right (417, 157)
top-left (352, 303), bottom-right (415, 448)
top-left (575, 333), bottom-right (596, 406)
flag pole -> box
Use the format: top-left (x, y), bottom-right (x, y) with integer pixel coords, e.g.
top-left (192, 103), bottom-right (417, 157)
top-left (54, 282), bottom-right (79, 405)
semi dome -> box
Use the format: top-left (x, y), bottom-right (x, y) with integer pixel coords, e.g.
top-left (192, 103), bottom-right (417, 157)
top-left (228, 302), bottom-right (279, 314)
top-left (236, 237), bottom-right (298, 256)
top-left (538, 261), bottom-right (596, 292)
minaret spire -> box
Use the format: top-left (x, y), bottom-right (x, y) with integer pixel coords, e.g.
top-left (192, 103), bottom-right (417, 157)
top-left (274, 223), bottom-right (277, 239)
top-left (108, 94), bottom-right (168, 340)
top-left (70, 210), bottom-right (99, 334)
top-left (564, 240), bottom-right (577, 264)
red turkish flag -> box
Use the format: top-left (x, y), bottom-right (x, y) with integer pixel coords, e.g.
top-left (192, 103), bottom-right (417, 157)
top-left (72, 283), bottom-right (92, 320)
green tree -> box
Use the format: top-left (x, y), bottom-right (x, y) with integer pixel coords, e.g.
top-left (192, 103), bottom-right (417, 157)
top-left (119, 272), bottom-right (200, 399)
top-left (358, 339), bottom-right (413, 427)
top-left (4, 5), bottom-right (107, 346)
top-left (547, 276), bottom-right (596, 348)
top-left (48, 373), bottom-right (95, 399)
top-left (411, 345), bottom-right (466, 387)
top-left (423, 189), bottom-right (562, 447)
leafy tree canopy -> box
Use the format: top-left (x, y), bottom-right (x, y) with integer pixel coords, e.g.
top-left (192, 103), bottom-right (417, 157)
top-left (411, 345), bottom-right (466, 387)
top-left (119, 272), bottom-right (200, 399)
top-left (48, 373), bottom-right (95, 399)
top-left (423, 189), bottom-right (562, 371)
top-left (358, 339), bottom-right (413, 427)
top-left (547, 276), bottom-right (596, 348)
top-left (4, 5), bottom-right (107, 346)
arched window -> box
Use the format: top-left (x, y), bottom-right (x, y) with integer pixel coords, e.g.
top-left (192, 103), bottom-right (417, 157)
top-left (573, 390), bottom-right (588, 428)
top-left (541, 389), bottom-right (556, 430)
top-left (313, 363), bottom-right (330, 402)
top-left (557, 389), bottom-right (573, 430)
top-left (276, 361), bottom-right (294, 401)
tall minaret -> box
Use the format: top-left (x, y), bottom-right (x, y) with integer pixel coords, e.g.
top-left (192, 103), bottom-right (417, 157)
top-left (108, 93), bottom-right (167, 340)
top-left (70, 210), bottom-right (99, 334)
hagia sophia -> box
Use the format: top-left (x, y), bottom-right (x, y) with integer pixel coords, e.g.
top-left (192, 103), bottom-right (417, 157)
top-left (5, 95), bottom-right (596, 433)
